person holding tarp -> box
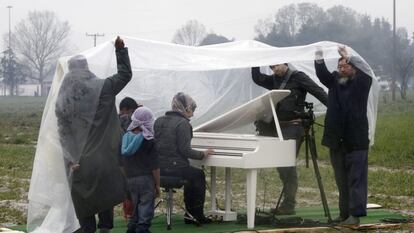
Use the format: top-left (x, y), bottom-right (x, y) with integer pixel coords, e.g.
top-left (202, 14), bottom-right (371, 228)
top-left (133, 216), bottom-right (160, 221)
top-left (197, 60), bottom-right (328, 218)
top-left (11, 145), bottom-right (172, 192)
top-left (55, 36), bottom-right (132, 233)
top-left (314, 46), bottom-right (372, 226)
top-left (251, 63), bottom-right (328, 215)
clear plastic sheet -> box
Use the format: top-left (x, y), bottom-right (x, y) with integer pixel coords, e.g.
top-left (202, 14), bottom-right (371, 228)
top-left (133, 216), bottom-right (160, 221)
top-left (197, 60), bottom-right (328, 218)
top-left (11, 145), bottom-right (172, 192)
top-left (27, 37), bottom-right (379, 233)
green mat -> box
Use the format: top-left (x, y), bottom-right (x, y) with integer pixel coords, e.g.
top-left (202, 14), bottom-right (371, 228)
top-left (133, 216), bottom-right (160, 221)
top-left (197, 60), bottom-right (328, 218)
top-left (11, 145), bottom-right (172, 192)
top-left (11, 207), bottom-right (409, 233)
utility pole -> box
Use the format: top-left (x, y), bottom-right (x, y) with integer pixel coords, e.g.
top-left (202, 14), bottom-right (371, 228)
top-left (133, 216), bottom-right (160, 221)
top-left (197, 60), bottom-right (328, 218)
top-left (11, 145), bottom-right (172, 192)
top-left (392, 0), bottom-right (396, 101)
top-left (86, 33), bottom-right (105, 47)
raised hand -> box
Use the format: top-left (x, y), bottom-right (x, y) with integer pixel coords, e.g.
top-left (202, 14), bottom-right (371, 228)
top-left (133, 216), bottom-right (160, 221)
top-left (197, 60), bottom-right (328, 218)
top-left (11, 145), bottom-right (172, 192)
top-left (338, 45), bottom-right (350, 62)
top-left (115, 36), bottom-right (125, 49)
top-left (315, 46), bottom-right (324, 61)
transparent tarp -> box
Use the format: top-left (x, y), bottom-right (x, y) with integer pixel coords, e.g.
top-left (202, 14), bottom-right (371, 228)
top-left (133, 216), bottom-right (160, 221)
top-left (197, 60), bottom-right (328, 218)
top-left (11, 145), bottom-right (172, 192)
top-left (28, 37), bottom-right (379, 233)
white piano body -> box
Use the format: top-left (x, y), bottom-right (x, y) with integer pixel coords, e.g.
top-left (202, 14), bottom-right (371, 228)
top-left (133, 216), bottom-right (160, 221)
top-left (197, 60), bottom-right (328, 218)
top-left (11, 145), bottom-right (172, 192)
top-left (190, 90), bottom-right (296, 229)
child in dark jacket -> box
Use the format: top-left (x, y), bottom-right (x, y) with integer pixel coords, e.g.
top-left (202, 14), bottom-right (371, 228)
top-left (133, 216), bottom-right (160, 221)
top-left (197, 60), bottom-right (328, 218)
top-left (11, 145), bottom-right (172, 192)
top-left (121, 106), bottom-right (160, 233)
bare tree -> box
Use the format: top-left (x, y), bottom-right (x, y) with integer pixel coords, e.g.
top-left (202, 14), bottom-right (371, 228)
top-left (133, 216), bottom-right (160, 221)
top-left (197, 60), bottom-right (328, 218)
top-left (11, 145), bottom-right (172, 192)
top-left (395, 29), bottom-right (414, 100)
top-left (13, 11), bottom-right (70, 96)
top-left (254, 3), bottom-right (326, 46)
top-left (172, 20), bottom-right (207, 46)
top-left (254, 17), bottom-right (275, 39)
top-left (0, 49), bottom-right (27, 96)
top-left (200, 32), bottom-right (233, 46)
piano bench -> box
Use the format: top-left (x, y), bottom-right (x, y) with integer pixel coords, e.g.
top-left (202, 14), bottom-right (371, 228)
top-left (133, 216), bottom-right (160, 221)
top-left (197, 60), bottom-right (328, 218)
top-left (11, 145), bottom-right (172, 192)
top-left (160, 176), bottom-right (186, 190)
top-left (157, 176), bottom-right (198, 230)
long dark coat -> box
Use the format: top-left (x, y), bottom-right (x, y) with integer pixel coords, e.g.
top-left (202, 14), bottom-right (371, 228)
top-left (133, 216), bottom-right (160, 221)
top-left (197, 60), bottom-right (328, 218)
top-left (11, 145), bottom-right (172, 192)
top-left (69, 48), bottom-right (132, 218)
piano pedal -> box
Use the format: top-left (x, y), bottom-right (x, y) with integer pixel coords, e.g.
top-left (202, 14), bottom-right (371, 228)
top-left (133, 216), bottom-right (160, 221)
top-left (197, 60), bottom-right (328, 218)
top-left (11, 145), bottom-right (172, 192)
top-left (216, 215), bottom-right (224, 222)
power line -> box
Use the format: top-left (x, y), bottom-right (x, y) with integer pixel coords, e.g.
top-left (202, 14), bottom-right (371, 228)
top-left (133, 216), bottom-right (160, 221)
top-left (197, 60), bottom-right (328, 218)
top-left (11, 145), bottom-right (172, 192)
top-left (86, 33), bottom-right (105, 47)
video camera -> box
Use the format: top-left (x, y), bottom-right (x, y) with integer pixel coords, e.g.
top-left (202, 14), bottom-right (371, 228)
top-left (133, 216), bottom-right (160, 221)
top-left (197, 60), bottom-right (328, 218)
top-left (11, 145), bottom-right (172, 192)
top-left (298, 101), bottom-right (313, 110)
top-left (294, 102), bottom-right (315, 125)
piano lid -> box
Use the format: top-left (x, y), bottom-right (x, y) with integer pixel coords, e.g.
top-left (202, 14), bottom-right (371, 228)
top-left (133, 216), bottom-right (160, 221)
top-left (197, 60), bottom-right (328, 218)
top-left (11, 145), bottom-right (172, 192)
top-left (194, 90), bottom-right (290, 133)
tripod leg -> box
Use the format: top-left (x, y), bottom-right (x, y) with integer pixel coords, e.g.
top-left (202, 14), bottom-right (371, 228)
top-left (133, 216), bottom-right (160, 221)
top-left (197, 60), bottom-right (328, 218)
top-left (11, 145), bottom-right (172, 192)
top-left (305, 135), bottom-right (309, 168)
top-left (274, 186), bottom-right (285, 213)
top-left (309, 133), bottom-right (332, 223)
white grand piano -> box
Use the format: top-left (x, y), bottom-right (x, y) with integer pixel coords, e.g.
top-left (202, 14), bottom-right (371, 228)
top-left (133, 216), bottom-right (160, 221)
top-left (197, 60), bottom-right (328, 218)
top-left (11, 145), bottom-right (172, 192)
top-left (190, 90), bottom-right (296, 229)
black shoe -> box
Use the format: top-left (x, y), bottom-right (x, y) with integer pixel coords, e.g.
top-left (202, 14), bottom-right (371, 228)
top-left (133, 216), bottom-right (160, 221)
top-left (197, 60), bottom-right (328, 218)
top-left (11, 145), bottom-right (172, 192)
top-left (184, 218), bottom-right (201, 226)
top-left (184, 213), bottom-right (201, 226)
top-left (197, 216), bottom-right (213, 224)
top-left (99, 228), bottom-right (110, 233)
top-left (184, 214), bottom-right (212, 225)
top-left (271, 207), bottom-right (296, 215)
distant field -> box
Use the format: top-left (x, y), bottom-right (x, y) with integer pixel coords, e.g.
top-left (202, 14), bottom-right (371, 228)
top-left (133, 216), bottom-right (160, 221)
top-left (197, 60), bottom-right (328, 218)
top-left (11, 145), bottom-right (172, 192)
top-left (0, 94), bottom-right (413, 227)
top-left (0, 97), bottom-right (45, 225)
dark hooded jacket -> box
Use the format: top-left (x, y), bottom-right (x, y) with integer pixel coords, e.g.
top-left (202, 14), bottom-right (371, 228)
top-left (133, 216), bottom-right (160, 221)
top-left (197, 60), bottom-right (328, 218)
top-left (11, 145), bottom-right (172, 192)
top-left (56, 48), bottom-right (132, 218)
top-left (314, 58), bottom-right (372, 151)
top-left (154, 111), bottom-right (204, 169)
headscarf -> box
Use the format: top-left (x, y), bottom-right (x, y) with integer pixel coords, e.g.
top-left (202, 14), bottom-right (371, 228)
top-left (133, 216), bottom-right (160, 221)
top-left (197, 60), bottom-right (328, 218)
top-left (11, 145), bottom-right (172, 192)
top-left (127, 106), bottom-right (155, 140)
top-left (171, 92), bottom-right (197, 117)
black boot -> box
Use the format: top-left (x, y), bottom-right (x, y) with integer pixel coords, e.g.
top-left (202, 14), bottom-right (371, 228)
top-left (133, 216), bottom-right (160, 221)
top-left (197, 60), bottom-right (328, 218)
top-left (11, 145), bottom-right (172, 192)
top-left (196, 215), bottom-right (212, 224)
top-left (185, 207), bottom-right (212, 225)
top-left (184, 213), bottom-right (201, 226)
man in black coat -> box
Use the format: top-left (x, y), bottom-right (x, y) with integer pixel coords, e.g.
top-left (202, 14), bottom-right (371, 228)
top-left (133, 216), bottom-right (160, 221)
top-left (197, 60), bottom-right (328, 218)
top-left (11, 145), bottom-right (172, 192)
top-left (314, 46), bottom-right (372, 226)
top-left (251, 64), bottom-right (328, 215)
top-left (56, 36), bottom-right (132, 233)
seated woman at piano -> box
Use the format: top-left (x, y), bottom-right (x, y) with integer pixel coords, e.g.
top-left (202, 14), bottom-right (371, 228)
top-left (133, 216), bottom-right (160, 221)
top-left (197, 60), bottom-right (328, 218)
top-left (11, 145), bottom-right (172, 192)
top-left (154, 92), bottom-right (214, 224)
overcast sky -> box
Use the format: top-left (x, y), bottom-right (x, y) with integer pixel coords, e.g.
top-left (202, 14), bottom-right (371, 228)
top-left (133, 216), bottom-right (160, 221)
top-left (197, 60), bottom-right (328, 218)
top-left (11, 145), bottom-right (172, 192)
top-left (0, 0), bottom-right (413, 53)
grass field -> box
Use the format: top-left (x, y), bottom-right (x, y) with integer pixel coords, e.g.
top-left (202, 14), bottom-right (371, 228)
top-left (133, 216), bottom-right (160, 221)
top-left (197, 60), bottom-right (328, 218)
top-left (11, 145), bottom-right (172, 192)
top-left (0, 93), bottom-right (413, 229)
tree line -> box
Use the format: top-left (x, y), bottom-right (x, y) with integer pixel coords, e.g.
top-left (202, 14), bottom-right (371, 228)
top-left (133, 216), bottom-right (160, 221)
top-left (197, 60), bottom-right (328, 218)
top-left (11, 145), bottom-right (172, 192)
top-left (172, 3), bottom-right (414, 101)
top-left (1, 3), bottom-right (413, 100)
top-left (253, 3), bottom-right (414, 100)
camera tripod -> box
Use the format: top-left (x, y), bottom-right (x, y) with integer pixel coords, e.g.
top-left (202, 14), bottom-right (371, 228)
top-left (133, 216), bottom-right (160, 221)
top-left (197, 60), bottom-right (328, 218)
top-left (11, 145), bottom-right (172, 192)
top-left (274, 102), bottom-right (332, 223)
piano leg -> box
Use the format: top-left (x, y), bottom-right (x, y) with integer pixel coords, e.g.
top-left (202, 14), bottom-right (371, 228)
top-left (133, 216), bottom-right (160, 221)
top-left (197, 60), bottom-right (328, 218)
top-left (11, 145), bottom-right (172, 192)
top-left (207, 167), bottom-right (237, 221)
top-left (246, 169), bottom-right (257, 229)
top-left (210, 167), bottom-right (217, 212)
top-left (222, 167), bottom-right (237, 221)
top-left (225, 167), bottom-right (232, 214)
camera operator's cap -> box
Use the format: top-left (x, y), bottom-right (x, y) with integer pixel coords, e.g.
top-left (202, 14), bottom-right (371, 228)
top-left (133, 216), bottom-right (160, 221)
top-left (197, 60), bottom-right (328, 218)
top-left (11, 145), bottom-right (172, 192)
top-left (269, 63), bottom-right (289, 68)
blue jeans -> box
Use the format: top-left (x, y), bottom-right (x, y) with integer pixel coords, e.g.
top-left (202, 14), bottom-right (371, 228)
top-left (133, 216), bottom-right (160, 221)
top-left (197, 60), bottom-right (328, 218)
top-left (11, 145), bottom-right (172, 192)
top-left (127, 175), bottom-right (155, 233)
